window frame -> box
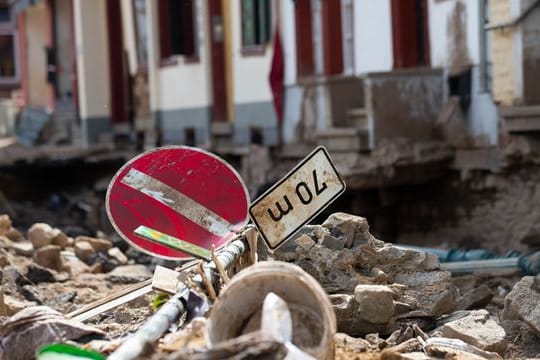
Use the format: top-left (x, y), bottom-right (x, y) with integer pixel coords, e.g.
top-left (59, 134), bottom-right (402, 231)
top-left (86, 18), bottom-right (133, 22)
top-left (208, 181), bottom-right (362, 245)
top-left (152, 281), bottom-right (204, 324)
top-left (132, 0), bottom-right (149, 71)
top-left (240, 0), bottom-right (271, 56)
top-left (157, 0), bottom-right (199, 67)
top-left (0, 21), bottom-right (19, 87)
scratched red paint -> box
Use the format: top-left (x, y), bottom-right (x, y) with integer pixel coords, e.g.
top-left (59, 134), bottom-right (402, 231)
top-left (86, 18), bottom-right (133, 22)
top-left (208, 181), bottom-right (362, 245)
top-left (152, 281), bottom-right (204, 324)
top-left (106, 146), bottom-right (250, 260)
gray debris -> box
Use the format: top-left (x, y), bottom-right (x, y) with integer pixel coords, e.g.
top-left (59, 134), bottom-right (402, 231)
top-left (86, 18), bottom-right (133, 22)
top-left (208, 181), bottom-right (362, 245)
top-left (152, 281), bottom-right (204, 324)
top-left (322, 212), bottom-right (375, 247)
top-left (456, 284), bottom-right (495, 310)
top-left (355, 284), bottom-right (395, 324)
top-left (107, 264), bottom-right (152, 283)
top-left (27, 223), bottom-right (62, 249)
top-left (74, 240), bottom-right (95, 263)
top-left (441, 309), bottom-right (507, 355)
top-left (503, 276), bottom-right (540, 336)
top-left (33, 244), bottom-right (63, 271)
top-left (9, 241), bottom-right (33, 256)
top-left (107, 247), bottom-right (128, 265)
top-left (76, 235), bottom-right (113, 253)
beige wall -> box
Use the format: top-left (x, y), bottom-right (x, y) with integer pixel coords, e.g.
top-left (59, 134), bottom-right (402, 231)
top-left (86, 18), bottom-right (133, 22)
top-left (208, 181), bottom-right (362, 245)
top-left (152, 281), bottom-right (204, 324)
top-left (121, 0), bottom-right (138, 75)
top-left (25, 2), bottom-right (51, 109)
top-left (490, 0), bottom-right (523, 105)
top-left (54, 0), bottom-right (74, 101)
top-left (230, 0), bottom-right (274, 104)
top-left (73, 0), bottom-right (110, 119)
top-left (147, 0), bottom-right (212, 111)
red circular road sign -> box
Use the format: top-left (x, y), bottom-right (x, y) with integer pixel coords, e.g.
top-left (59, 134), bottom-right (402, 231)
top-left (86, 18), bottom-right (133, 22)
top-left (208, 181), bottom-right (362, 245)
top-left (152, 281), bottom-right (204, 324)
top-left (106, 146), bottom-right (250, 260)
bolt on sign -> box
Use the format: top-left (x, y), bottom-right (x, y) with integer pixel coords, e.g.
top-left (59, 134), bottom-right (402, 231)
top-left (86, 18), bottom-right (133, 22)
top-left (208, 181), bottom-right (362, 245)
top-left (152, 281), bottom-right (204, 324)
top-left (106, 146), bottom-right (250, 260)
top-left (249, 146), bottom-right (346, 250)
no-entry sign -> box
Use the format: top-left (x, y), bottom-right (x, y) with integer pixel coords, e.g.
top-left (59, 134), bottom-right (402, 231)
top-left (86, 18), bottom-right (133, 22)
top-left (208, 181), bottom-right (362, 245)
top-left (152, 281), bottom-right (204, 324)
top-left (106, 146), bottom-right (250, 260)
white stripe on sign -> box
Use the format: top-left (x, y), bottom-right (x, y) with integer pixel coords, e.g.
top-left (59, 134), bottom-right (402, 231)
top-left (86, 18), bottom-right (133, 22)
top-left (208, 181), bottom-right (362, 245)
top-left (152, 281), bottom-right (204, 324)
top-left (121, 168), bottom-right (233, 236)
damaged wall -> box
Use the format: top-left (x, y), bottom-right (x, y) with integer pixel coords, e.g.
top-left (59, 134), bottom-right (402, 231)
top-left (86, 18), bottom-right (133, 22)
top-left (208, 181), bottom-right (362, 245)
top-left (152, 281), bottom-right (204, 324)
top-left (394, 162), bottom-right (540, 253)
top-left (430, 0), bottom-right (477, 72)
top-left (367, 69), bottom-right (444, 144)
top-left (490, 0), bottom-right (523, 105)
top-left (521, 0), bottom-right (540, 105)
top-left (429, 0), bottom-right (499, 146)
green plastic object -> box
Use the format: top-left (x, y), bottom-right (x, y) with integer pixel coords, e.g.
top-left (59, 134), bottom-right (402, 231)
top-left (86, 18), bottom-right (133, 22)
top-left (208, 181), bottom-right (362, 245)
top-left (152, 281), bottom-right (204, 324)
top-left (36, 344), bottom-right (105, 360)
top-left (134, 225), bottom-right (213, 261)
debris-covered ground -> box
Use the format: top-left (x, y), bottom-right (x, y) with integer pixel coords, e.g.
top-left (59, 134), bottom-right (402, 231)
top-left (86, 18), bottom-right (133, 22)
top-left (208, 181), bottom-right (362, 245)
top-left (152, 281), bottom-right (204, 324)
top-left (1, 212), bottom-right (540, 359)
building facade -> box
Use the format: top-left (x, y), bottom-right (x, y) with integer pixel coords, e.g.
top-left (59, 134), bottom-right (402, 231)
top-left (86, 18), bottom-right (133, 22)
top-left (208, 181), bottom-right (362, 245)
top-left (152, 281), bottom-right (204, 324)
top-left (2, 0), bottom-right (539, 159)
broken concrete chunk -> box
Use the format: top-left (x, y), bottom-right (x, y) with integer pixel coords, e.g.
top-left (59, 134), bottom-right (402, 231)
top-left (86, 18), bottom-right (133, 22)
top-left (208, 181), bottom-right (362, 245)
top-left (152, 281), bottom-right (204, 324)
top-left (396, 352), bottom-right (434, 359)
top-left (456, 284), bottom-right (494, 310)
top-left (9, 241), bottom-right (33, 256)
top-left (370, 267), bottom-right (389, 284)
top-left (382, 339), bottom-right (423, 355)
top-left (0, 293), bottom-right (37, 316)
top-left (26, 264), bottom-right (56, 283)
top-left (76, 235), bottom-right (113, 253)
top-left (0, 214), bottom-right (11, 236)
top-left (424, 337), bottom-right (503, 360)
top-left (385, 326), bottom-right (414, 347)
top-left (322, 212), bottom-right (373, 247)
top-left (329, 294), bottom-right (354, 321)
top-left (0, 235), bottom-right (13, 249)
top-left (0, 249), bottom-right (10, 267)
top-left (355, 284), bottom-right (395, 324)
top-left (441, 309), bottom-right (507, 355)
top-left (401, 282), bottom-right (457, 317)
top-left (2, 267), bottom-right (28, 293)
top-left (503, 276), bottom-right (540, 336)
top-left (5, 227), bottom-right (23, 242)
top-left (320, 233), bottom-right (346, 250)
top-left (33, 244), bottom-right (63, 271)
top-left (108, 247), bottom-right (128, 265)
top-left (27, 223), bottom-right (61, 249)
top-left (62, 252), bottom-right (91, 276)
top-left (334, 332), bottom-right (371, 353)
top-left (107, 264), bottom-right (152, 283)
top-left (372, 244), bottom-right (440, 273)
top-left (74, 240), bottom-right (95, 263)
top-left (295, 234), bottom-right (316, 252)
top-left (51, 230), bottom-right (70, 249)
top-left (394, 270), bottom-right (451, 288)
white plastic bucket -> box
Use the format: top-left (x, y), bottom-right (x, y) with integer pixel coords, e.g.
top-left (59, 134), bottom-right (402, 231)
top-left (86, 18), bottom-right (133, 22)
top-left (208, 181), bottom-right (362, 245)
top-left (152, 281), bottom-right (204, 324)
top-left (206, 261), bottom-right (336, 359)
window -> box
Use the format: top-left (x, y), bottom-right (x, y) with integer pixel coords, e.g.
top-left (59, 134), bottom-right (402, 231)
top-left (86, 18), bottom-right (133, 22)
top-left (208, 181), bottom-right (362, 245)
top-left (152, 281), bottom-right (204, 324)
top-left (133, 0), bottom-right (148, 67)
top-left (158, 0), bottom-right (196, 61)
top-left (241, 0), bottom-right (271, 48)
top-left (0, 4), bottom-right (17, 85)
top-left (0, 34), bottom-right (15, 77)
top-left (0, 5), bottom-right (9, 22)
top-left (391, 0), bottom-right (430, 68)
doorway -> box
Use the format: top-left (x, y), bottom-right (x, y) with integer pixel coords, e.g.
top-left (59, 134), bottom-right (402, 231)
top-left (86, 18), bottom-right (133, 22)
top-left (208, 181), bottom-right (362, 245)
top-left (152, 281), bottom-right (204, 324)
top-left (391, 0), bottom-right (430, 69)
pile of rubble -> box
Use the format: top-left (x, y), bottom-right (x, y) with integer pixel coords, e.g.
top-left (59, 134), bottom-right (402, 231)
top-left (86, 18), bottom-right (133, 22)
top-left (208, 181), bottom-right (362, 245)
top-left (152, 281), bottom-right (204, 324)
top-left (1, 212), bottom-right (540, 359)
top-left (0, 214), bottom-right (150, 318)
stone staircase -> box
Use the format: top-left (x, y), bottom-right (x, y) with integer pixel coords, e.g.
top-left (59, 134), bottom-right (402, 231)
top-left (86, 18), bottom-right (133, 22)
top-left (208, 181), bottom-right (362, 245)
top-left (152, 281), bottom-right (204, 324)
top-left (316, 107), bottom-right (371, 148)
top-left (500, 105), bottom-right (540, 132)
